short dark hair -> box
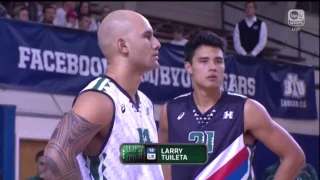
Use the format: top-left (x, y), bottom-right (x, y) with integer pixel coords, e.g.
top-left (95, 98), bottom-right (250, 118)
top-left (184, 31), bottom-right (227, 63)
top-left (43, 4), bottom-right (55, 14)
top-left (244, 1), bottom-right (257, 9)
top-left (35, 149), bottom-right (44, 162)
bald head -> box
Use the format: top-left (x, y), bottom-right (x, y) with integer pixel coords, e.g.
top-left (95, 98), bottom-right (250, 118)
top-left (97, 10), bottom-right (149, 61)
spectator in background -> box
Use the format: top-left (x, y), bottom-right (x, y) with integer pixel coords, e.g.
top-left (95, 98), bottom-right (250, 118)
top-left (170, 24), bottom-right (188, 46)
top-left (26, 150), bottom-right (46, 180)
top-left (13, 6), bottom-right (29, 22)
top-left (6, 2), bottom-right (38, 21)
top-left (78, 14), bottom-right (91, 31)
top-left (37, 2), bottom-right (56, 23)
top-left (96, 5), bottom-right (112, 29)
top-left (41, 4), bottom-right (56, 25)
top-left (54, 1), bottom-right (77, 27)
top-left (233, 1), bottom-right (267, 57)
top-left (66, 10), bottom-right (78, 29)
top-left (76, 1), bottom-right (97, 31)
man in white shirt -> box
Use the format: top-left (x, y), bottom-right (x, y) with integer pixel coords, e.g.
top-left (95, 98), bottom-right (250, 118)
top-left (170, 24), bottom-right (188, 46)
top-left (233, 1), bottom-right (267, 57)
top-left (53, 1), bottom-right (77, 27)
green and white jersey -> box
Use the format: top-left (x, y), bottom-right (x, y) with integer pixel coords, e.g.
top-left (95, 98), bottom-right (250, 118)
top-left (76, 75), bottom-right (163, 180)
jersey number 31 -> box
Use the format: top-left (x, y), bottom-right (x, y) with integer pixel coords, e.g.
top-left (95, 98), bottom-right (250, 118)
top-left (188, 131), bottom-right (215, 153)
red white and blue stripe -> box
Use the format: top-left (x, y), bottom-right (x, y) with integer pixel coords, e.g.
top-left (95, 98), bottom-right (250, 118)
top-left (195, 134), bottom-right (254, 180)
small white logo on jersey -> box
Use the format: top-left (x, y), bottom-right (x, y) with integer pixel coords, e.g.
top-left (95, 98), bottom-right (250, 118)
top-left (121, 104), bottom-right (125, 113)
top-left (177, 112), bottom-right (185, 120)
top-left (223, 111), bottom-right (233, 119)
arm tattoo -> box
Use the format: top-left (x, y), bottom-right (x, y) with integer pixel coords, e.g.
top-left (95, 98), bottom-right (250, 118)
top-left (44, 111), bottom-right (101, 180)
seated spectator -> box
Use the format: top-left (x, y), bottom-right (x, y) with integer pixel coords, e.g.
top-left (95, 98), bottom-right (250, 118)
top-left (13, 6), bottom-right (29, 22)
top-left (78, 14), bottom-right (91, 31)
top-left (233, 1), bottom-right (267, 57)
top-left (170, 24), bottom-right (188, 46)
top-left (97, 5), bottom-right (112, 29)
top-left (66, 10), bottom-right (78, 29)
top-left (76, 1), bottom-right (97, 31)
top-left (6, 2), bottom-right (38, 21)
top-left (41, 4), bottom-right (56, 25)
top-left (53, 1), bottom-right (77, 27)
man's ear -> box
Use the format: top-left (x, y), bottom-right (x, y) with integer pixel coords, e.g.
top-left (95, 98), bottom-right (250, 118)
top-left (185, 61), bottom-right (192, 75)
top-left (118, 38), bottom-right (129, 54)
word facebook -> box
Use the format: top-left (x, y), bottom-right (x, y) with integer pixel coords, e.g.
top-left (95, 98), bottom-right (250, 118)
top-left (18, 46), bottom-right (107, 77)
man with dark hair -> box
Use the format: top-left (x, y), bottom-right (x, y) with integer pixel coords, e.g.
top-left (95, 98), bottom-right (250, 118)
top-left (170, 24), bottom-right (188, 46)
top-left (233, 1), bottom-right (267, 57)
top-left (78, 14), bottom-right (91, 31)
top-left (26, 149), bottom-right (46, 180)
top-left (158, 31), bottom-right (305, 180)
top-left (42, 4), bottom-right (55, 24)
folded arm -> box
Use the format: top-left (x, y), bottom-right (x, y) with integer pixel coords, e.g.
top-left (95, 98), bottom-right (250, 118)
top-left (44, 91), bottom-right (114, 180)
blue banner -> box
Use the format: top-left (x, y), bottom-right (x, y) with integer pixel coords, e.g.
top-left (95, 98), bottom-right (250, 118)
top-left (0, 19), bottom-right (317, 120)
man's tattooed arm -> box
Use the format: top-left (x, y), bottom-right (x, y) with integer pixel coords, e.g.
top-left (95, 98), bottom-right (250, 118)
top-left (44, 111), bottom-right (102, 180)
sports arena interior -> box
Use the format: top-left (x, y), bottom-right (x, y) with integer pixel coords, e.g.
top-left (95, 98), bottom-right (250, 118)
top-left (0, 1), bottom-right (319, 180)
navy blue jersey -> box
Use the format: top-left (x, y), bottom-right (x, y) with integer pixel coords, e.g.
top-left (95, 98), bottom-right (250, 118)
top-left (167, 91), bottom-right (255, 180)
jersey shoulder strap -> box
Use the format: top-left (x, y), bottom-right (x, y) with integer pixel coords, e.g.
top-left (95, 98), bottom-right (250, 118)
top-left (72, 77), bottom-right (114, 107)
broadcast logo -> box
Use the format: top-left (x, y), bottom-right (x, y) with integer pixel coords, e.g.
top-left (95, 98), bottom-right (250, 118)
top-left (146, 147), bottom-right (156, 160)
top-left (288, 9), bottom-right (305, 31)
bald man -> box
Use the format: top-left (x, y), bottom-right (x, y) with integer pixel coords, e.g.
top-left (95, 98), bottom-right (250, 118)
top-left (43, 10), bottom-right (163, 180)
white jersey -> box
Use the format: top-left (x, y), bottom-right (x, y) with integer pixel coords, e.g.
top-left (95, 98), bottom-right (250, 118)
top-left (76, 75), bottom-right (163, 180)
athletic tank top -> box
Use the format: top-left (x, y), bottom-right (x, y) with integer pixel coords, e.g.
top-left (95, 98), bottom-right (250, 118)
top-left (167, 91), bottom-right (255, 180)
top-left (75, 75), bottom-right (163, 180)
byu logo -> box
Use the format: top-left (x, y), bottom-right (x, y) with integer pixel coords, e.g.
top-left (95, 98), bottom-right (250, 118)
top-left (223, 111), bottom-right (233, 119)
top-left (137, 128), bottom-right (152, 143)
top-left (283, 73), bottom-right (306, 98)
top-left (121, 104), bottom-right (125, 113)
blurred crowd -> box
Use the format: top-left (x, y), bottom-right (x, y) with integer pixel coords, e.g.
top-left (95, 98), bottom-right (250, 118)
top-left (0, 1), bottom-right (112, 32)
top-left (0, 1), bottom-right (269, 58)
